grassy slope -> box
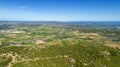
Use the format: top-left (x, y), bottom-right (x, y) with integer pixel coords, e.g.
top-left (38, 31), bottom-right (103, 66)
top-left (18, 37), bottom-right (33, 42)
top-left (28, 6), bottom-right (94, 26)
top-left (0, 41), bottom-right (120, 67)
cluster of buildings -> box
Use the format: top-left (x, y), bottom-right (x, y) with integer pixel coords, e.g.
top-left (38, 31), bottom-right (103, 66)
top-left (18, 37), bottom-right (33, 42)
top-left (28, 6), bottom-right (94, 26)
top-left (0, 29), bottom-right (25, 34)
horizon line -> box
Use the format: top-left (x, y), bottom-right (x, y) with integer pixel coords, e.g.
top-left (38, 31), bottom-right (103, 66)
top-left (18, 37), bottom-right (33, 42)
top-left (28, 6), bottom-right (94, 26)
top-left (0, 20), bottom-right (120, 22)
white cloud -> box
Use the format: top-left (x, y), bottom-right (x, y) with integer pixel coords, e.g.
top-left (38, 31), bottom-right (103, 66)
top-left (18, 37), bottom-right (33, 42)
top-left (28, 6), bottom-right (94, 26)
top-left (19, 6), bottom-right (28, 9)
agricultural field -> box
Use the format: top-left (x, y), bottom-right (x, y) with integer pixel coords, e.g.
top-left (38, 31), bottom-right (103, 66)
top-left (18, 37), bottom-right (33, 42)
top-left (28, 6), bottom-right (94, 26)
top-left (0, 21), bottom-right (120, 67)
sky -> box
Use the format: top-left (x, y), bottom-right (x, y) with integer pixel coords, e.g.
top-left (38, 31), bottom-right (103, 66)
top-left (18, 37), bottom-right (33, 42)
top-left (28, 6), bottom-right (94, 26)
top-left (0, 0), bottom-right (120, 21)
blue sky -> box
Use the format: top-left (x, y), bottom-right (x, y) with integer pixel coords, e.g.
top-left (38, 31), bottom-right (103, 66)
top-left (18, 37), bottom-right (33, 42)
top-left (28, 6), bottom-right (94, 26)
top-left (0, 0), bottom-right (120, 21)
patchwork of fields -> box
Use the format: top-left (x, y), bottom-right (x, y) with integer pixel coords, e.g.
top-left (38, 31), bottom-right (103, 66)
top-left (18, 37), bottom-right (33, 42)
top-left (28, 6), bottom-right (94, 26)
top-left (0, 22), bottom-right (120, 67)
